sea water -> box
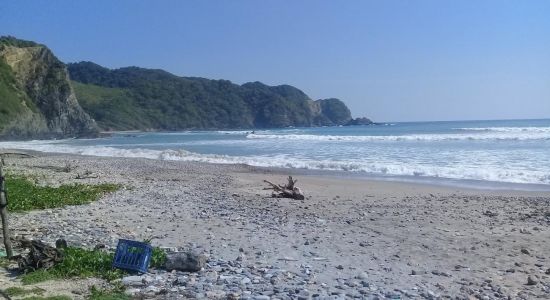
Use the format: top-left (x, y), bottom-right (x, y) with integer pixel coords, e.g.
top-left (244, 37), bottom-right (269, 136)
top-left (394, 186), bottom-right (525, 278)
top-left (1, 119), bottom-right (549, 190)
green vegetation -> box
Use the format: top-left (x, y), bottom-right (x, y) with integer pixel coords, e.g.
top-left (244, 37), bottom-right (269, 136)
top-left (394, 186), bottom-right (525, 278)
top-left (5, 287), bottom-right (45, 297)
top-left (20, 296), bottom-right (71, 300)
top-left (0, 58), bottom-right (33, 129)
top-left (150, 246), bottom-right (167, 268)
top-left (19, 245), bottom-right (166, 285)
top-left (89, 286), bottom-right (130, 300)
top-left (0, 35), bottom-right (41, 48)
top-left (5, 176), bottom-right (119, 212)
top-left (71, 81), bottom-right (146, 130)
top-left (21, 247), bottom-right (124, 285)
top-left (0, 36), bottom-right (98, 138)
top-left (0, 257), bottom-right (10, 268)
top-left (69, 62), bottom-right (353, 130)
top-left (316, 98), bottom-right (353, 125)
top-left (1, 35), bottom-right (356, 138)
top-left (3, 286), bottom-right (69, 300)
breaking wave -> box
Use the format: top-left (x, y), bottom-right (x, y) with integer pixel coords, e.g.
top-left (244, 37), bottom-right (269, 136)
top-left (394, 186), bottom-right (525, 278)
top-left (455, 127), bottom-right (550, 133)
top-left (1, 140), bottom-right (549, 185)
top-left (246, 131), bottom-right (550, 141)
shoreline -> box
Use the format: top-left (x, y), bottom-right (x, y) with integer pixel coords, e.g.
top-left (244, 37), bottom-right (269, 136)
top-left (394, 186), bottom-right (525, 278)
top-left (3, 147), bottom-right (549, 193)
top-left (1, 152), bottom-right (550, 298)
top-left (247, 165), bottom-right (550, 194)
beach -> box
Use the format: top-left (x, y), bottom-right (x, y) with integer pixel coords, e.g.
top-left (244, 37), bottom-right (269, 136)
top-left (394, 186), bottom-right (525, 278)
top-left (1, 152), bottom-right (549, 299)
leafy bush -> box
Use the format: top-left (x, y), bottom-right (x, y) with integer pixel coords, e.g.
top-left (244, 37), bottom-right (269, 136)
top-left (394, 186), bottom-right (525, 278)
top-left (150, 246), bottom-right (167, 268)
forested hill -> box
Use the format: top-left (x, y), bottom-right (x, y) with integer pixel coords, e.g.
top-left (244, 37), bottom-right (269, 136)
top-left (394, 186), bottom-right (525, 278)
top-left (68, 62), bottom-right (355, 131)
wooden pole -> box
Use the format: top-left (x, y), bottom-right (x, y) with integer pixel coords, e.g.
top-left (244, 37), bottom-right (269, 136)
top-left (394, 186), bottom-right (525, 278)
top-left (0, 157), bottom-right (13, 258)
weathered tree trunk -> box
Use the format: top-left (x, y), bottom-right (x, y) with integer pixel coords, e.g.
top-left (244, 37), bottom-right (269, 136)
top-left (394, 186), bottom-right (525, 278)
top-left (0, 159), bottom-right (13, 258)
top-left (264, 176), bottom-right (305, 200)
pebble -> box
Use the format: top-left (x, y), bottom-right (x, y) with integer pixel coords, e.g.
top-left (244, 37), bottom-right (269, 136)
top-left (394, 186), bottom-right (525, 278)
top-left (526, 276), bottom-right (538, 285)
top-left (8, 155), bottom-right (549, 299)
top-left (121, 275), bottom-right (145, 287)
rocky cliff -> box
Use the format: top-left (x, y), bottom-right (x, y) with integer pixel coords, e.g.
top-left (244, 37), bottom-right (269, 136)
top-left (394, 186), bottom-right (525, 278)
top-left (0, 36), bottom-right (98, 139)
top-left (0, 36), bottom-right (363, 137)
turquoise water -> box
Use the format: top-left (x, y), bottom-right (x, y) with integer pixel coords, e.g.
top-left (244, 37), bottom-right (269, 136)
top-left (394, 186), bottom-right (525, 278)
top-left (2, 119), bottom-right (549, 188)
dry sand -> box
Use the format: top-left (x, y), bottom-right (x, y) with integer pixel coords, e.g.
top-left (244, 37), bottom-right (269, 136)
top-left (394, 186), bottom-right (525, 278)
top-left (1, 152), bottom-right (549, 299)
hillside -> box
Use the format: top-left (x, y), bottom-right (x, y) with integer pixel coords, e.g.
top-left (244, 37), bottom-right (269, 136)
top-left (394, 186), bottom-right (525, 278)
top-left (0, 36), bottom-right (98, 139)
top-left (0, 36), bottom-right (362, 138)
top-left (68, 62), bottom-right (353, 130)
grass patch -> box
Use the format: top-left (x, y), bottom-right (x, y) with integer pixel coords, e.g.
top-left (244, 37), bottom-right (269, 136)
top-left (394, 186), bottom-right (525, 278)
top-left (21, 296), bottom-right (71, 300)
top-left (0, 257), bottom-right (10, 268)
top-left (17, 244), bottom-right (166, 288)
top-left (5, 287), bottom-right (45, 297)
top-left (5, 176), bottom-right (120, 212)
top-left (19, 269), bottom-right (56, 285)
top-left (21, 247), bottom-right (124, 285)
top-left (89, 286), bottom-right (130, 300)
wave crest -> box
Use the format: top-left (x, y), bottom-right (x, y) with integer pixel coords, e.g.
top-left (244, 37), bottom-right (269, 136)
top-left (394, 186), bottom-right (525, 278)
top-left (246, 132), bottom-right (550, 141)
top-left (0, 141), bottom-right (548, 185)
top-left (455, 127), bottom-right (550, 133)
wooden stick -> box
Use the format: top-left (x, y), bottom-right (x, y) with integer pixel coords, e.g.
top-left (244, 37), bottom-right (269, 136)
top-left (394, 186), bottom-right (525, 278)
top-left (0, 152), bottom-right (35, 158)
top-left (0, 160), bottom-right (13, 258)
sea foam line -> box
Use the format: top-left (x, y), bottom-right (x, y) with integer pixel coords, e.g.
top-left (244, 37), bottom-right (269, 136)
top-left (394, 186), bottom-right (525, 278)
top-left (246, 132), bottom-right (550, 141)
top-left (454, 127), bottom-right (550, 133)
top-left (1, 141), bottom-right (549, 185)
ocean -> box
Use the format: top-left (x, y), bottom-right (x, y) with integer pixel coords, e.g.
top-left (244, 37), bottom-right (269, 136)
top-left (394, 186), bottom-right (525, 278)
top-left (1, 119), bottom-right (549, 190)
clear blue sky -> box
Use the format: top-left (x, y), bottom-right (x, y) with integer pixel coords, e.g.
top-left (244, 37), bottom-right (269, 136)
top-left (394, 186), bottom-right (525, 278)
top-left (1, 0), bottom-right (549, 122)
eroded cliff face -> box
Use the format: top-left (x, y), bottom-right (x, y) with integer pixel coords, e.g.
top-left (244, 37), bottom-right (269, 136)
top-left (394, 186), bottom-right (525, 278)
top-left (0, 37), bottom-right (98, 139)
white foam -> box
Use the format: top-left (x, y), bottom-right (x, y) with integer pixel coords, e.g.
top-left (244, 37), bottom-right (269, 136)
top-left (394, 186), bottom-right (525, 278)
top-left (455, 127), bottom-right (550, 133)
top-left (1, 140), bottom-right (549, 185)
top-left (246, 131), bottom-right (550, 141)
top-left (215, 130), bottom-right (251, 135)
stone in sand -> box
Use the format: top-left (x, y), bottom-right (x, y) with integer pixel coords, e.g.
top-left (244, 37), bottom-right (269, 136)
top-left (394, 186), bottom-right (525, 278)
top-left (526, 276), bottom-right (538, 285)
top-left (164, 251), bottom-right (207, 272)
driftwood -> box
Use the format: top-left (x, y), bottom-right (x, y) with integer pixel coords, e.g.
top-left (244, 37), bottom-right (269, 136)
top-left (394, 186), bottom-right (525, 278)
top-left (264, 176), bottom-right (305, 200)
top-left (76, 170), bottom-right (98, 179)
top-left (0, 152), bottom-right (35, 159)
top-left (17, 239), bottom-right (64, 272)
top-left (0, 163), bottom-right (12, 258)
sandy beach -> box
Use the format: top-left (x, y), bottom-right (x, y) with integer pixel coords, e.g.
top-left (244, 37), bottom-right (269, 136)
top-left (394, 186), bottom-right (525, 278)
top-left (1, 152), bottom-right (549, 299)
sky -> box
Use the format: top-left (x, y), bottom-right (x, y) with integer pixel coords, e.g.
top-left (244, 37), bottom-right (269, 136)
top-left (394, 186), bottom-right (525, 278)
top-left (1, 0), bottom-right (549, 122)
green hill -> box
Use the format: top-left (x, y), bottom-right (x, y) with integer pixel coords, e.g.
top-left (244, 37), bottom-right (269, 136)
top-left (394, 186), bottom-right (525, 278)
top-left (69, 62), bottom-right (353, 131)
top-left (0, 35), bottom-right (361, 138)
